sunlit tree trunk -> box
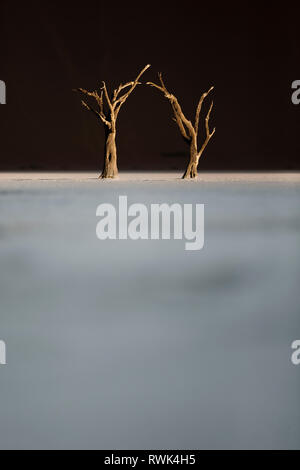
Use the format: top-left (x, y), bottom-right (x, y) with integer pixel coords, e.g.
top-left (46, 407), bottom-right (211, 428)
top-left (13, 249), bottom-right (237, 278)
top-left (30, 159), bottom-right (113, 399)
top-left (183, 138), bottom-right (198, 179)
top-left (101, 131), bottom-right (118, 178)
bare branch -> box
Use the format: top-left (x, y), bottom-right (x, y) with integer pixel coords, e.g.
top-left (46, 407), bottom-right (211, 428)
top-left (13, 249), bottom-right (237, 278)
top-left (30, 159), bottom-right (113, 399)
top-left (158, 72), bottom-right (168, 92)
top-left (147, 74), bottom-right (193, 142)
top-left (99, 89), bottom-right (104, 115)
top-left (73, 87), bottom-right (97, 99)
top-left (80, 99), bottom-right (111, 128)
top-left (74, 88), bottom-right (111, 128)
top-left (146, 82), bottom-right (165, 93)
top-left (113, 83), bottom-right (140, 109)
top-left (101, 81), bottom-right (113, 111)
top-left (147, 73), bottom-right (171, 98)
top-left (194, 86), bottom-right (214, 134)
top-left (170, 99), bottom-right (192, 142)
top-left (74, 88), bottom-right (104, 110)
top-left (205, 101), bottom-right (215, 136)
top-left (113, 81), bottom-right (134, 101)
top-left (197, 100), bottom-right (215, 161)
top-left (80, 99), bottom-right (90, 111)
top-left (114, 64), bottom-right (150, 115)
top-left (80, 99), bottom-right (99, 117)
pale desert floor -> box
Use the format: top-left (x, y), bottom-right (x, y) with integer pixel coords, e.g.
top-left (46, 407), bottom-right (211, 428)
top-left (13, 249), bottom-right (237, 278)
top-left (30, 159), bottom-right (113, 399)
top-left (0, 172), bottom-right (299, 449)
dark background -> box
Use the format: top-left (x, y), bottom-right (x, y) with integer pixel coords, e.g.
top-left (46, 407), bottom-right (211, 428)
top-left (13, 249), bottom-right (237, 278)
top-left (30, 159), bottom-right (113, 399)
top-left (0, 1), bottom-right (299, 171)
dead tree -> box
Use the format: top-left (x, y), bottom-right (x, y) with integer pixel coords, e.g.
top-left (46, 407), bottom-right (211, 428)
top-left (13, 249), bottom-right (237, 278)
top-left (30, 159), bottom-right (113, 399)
top-left (147, 74), bottom-right (215, 179)
top-left (74, 64), bottom-right (150, 178)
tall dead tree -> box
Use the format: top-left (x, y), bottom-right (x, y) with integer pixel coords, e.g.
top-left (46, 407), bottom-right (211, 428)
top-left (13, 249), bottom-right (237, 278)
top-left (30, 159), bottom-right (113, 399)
top-left (147, 74), bottom-right (215, 179)
top-left (74, 64), bottom-right (150, 178)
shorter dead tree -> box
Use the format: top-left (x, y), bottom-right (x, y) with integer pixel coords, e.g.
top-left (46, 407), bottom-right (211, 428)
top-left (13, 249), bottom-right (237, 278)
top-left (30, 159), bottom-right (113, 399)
top-left (74, 64), bottom-right (150, 178)
top-left (147, 74), bottom-right (215, 179)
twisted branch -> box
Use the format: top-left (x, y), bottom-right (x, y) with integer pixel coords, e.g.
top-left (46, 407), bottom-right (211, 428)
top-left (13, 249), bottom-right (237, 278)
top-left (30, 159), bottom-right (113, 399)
top-left (101, 81), bottom-right (113, 112)
top-left (74, 65), bottom-right (150, 128)
top-left (113, 64), bottom-right (150, 117)
top-left (197, 101), bottom-right (216, 161)
top-left (194, 86), bottom-right (214, 134)
top-left (73, 88), bottom-right (111, 127)
top-left (73, 65), bottom-right (150, 131)
top-left (147, 73), bottom-right (194, 143)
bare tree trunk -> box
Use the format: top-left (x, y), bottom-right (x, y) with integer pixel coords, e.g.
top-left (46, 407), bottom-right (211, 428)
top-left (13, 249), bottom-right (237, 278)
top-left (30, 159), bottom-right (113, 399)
top-left (182, 141), bottom-right (198, 179)
top-left (100, 131), bottom-right (118, 179)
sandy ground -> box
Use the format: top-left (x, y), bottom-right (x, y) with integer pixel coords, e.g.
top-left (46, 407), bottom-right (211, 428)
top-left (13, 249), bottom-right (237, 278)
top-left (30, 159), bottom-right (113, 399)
top-left (1, 171), bottom-right (300, 182)
top-left (0, 172), bottom-right (299, 449)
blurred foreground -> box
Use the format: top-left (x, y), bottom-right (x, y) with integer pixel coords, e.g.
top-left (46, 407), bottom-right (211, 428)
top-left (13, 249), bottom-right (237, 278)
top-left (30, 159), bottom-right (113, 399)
top-left (0, 172), bottom-right (299, 449)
